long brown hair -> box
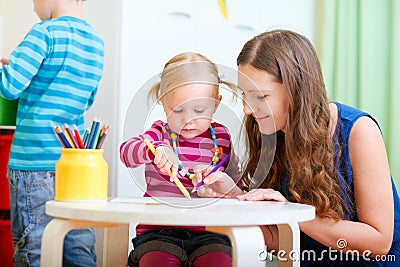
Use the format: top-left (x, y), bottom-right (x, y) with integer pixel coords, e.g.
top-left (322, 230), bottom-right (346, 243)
top-left (237, 30), bottom-right (345, 219)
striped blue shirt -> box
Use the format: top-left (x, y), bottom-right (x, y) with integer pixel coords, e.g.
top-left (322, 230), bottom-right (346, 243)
top-left (0, 16), bottom-right (104, 170)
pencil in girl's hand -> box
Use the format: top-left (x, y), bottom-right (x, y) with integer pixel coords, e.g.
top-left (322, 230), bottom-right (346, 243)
top-left (144, 138), bottom-right (156, 154)
top-left (144, 138), bottom-right (191, 200)
top-left (192, 154), bottom-right (231, 192)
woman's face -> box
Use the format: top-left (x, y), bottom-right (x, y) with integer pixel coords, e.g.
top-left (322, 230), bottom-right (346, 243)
top-left (238, 64), bottom-right (289, 135)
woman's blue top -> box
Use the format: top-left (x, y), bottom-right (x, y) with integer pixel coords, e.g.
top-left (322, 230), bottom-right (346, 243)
top-left (288, 102), bottom-right (400, 266)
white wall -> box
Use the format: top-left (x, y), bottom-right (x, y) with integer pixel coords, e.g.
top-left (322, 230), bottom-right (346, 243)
top-left (0, 2), bottom-right (37, 56)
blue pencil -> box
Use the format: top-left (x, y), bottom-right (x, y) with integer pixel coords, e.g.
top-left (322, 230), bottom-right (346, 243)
top-left (192, 154), bottom-right (231, 192)
top-left (54, 126), bottom-right (72, 148)
top-left (87, 119), bottom-right (100, 149)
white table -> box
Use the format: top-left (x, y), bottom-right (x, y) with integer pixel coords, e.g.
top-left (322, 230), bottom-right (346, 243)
top-left (40, 197), bottom-right (315, 267)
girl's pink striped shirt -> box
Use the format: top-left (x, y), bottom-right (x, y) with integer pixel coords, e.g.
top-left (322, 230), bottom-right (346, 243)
top-left (120, 120), bottom-right (240, 235)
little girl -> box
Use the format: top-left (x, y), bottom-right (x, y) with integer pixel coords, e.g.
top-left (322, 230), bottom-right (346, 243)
top-left (120, 52), bottom-right (240, 267)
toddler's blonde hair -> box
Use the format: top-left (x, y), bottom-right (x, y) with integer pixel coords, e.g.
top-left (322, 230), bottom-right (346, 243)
top-left (149, 52), bottom-right (236, 103)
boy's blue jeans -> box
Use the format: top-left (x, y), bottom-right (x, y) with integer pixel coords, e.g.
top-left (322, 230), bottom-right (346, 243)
top-left (7, 169), bottom-right (96, 267)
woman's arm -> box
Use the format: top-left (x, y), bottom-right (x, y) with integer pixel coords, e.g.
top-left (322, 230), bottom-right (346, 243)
top-left (300, 116), bottom-right (394, 257)
top-left (195, 171), bottom-right (243, 198)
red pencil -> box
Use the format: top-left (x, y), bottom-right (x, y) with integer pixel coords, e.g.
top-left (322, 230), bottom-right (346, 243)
top-left (73, 124), bottom-right (85, 149)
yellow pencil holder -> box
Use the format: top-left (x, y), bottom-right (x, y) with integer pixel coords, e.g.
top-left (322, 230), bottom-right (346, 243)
top-left (55, 149), bottom-right (108, 201)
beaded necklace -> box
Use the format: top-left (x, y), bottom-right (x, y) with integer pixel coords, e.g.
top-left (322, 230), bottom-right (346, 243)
top-left (170, 125), bottom-right (221, 179)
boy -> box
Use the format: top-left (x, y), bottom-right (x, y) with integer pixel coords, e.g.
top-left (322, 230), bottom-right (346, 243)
top-left (0, 0), bottom-right (104, 266)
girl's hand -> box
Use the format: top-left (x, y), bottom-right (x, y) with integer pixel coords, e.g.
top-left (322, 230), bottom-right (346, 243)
top-left (237, 188), bottom-right (287, 202)
top-left (194, 170), bottom-right (242, 198)
top-left (154, 145), bottom-right (179, 181)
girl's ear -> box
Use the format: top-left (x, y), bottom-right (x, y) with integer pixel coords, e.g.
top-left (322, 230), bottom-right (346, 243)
top-left (214, 95), bottom-right (222, 111)
top-left (160, 97), bottom-right (168, 113)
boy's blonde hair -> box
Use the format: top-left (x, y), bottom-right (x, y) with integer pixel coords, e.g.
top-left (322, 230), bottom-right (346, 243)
top-left (149, 52), bottom-right (236, 102)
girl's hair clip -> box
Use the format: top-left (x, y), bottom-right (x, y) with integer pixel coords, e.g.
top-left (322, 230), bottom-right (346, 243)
top-left (218, 74), bottom-right (226, 84)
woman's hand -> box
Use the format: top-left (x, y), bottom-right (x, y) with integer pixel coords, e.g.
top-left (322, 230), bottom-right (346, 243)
top-left (193, 167), bottom-right (242, 198)
top-left (154, 145), bottom-right (179, 180)
top-left (237, 188), bottom-right (287, 202)
top-left (192, 164), bottom-right (213, 186)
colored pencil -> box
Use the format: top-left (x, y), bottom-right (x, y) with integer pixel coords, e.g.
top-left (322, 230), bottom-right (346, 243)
top-left (73, 124), bottom-right (85, 149)
top-left (82, 127), bottom-right (90, 147)
top-left (54, 126), bottom-right (72, 148)
top-left (63, 127), bottom-right (76, 148)
top-left (91, 121), bottom-right (102, 149)
top-left (52, 118), bottom-right (110, 150)
top-left (144, 138), bottom-right (191, 200)
top-left (64, 123), bottom-right (79, 149)
top-left (86, 118), bottom-right (98, 149)
top-left (96, 125), bottom-right (110, 149)
top-left (53, 126), bottom-right (66, 148)
top-left (192, 154), bottom-right (231, 192)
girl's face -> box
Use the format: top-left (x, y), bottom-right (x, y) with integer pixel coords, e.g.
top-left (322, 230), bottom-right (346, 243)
top-left (162, 83), bottom-right (221, 139)
top-left (238, 64), bottom-right (289, 135)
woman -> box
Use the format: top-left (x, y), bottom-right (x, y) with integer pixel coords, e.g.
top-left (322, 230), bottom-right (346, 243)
top-left (194, 29), bottom-right (400, 266)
